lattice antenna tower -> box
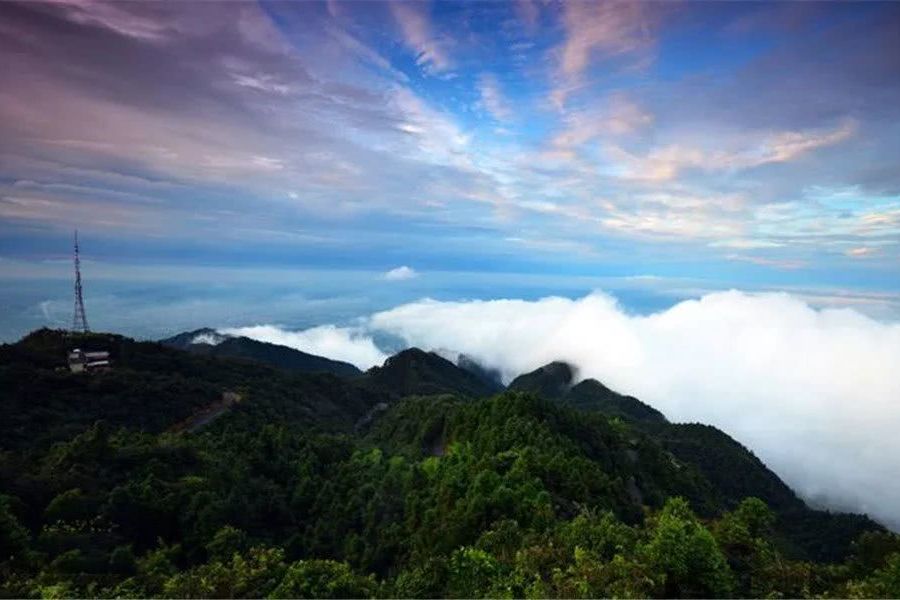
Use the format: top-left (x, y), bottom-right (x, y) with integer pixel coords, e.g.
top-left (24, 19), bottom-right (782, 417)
top-left (72, 229), bottom-right (90, 333)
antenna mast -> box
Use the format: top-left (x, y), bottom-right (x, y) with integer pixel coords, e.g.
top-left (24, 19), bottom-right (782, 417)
top-left (72, 230), bottom-right (90, 333)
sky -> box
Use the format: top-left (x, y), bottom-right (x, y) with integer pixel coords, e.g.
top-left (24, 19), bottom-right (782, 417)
top-left (2, 0), bottom-right (900, 529)
top-left (1, 0), bottom-right (900, 341)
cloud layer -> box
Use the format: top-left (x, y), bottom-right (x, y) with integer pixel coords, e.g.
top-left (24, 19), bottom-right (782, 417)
top-left (225, 323), bottom-right (386, 370)
top-left (234, 290), bottom-right (900, 530)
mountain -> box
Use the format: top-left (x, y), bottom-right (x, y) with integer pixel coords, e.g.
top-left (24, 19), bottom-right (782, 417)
top-left (644, 421), bottom-right (879, 563)
top-left (363, 347), bottom-right (502, 398)
top-left (455, 353), bottom-right (504, 389)
top-left (507, 361), bottom-right (883, 561)
top-left (508, 360), bottom-right (574, 399)
top-left (567, 379), bottom-right (667, 424)
top-left (159, 327), bottom-right (228, 349)
top-left (0, 329), bottom-right (896, 598)
top-left (161, 328), bottom-right (361, 377)
top-left (0, 328), bottom-right (380, 452)
top-left (509, 361), bottom-right (667, 424)
top-left (363, 392), bottom-right (884, 566)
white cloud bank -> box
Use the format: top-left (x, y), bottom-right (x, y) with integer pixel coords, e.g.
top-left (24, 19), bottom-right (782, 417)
top-left (191, 331), bottom-right (228, 345)
top-left (222, 324), bottom-right (387, 370)
top-left (384, 266), bottom-right (418, 281)
top-left (228, 290), bottom-right (900, 530)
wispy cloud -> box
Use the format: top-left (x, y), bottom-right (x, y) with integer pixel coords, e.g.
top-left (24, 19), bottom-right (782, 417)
top-left (552, 93), bottom-right (652, 149)
top-left (389, 1), bottom-right (452, 74)
top-left (725, 253), bottom-right (807, 270)
top-left (551, 1), bottom-right (657, 108)
top-left (384, 265), bottom-right (418, 281)
top-left (55, 0), bottom-right (176, 42)
top-left (605, 119), bottom-right (856, 183)
top-left (846, 246), bottom-right (878, 258)
top-left (478, 73), bottom-right (512, 122)
top-left (0, 1), bottom-right (898, 295)
top-left (514, 0), bottom-right (540, 33)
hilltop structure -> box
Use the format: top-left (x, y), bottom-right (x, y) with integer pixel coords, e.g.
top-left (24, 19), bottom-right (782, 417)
top-left (71, 230), bottom-right (89, 334)
top-left (66, 231), bottom-right (110, 372)
top-left (67, 348), bottom-right (110, 373)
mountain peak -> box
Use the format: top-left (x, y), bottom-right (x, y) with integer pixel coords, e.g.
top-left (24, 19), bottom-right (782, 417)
top-left (508, 361), bottom-right (667, 424)
top-left (508, 361), bottom-right (576, 399)
top-left (382, 346), bottom-right (434, 366)
top-left (365, 347), bottom-right (501, 398)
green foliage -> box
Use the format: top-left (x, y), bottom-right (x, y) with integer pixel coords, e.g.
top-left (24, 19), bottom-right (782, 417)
top-left (447, 546), bottom-right (501, 598)
top-left (205, 525), bottom-right (248, 561)
top-left (1, 329), bottom-right (896, 598)
top-left (162, 546), bottom-right (287, 598)
top-left (845, 553), bottom-right (900, 598)
top-left (108, 545), bottom-right (136, 575)
top-left (642, 498), bottom-right (734, 598)
top-left (44, 488), bottom-right (94, 524)
top-left (848, 531), bottom-right (900, 575)
top-left (271, 558), bottom-right (377, 599)
top-left (0, 494), bottom-right (30, 560)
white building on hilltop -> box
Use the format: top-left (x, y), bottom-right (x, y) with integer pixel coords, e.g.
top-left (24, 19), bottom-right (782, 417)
top-left (68, 348), bottom-right (110, 373)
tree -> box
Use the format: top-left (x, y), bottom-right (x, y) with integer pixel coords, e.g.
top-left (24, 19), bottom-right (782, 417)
top-left (44, 488), bottom-right (93, 524)
top-left (0, 495), bottom-right (29, 562)
top-left (205, 525), bottom-right (248, 561)
top-left (447, 546), bottom-right (501, 598)
top-left (270, 559), bottom-right (377, 599)
top-left (162, 546), bottom-right (287, 599)
top-left (642, 497), bottom-right (734, 598)
top-left (846, 553), bottom-right (900, 599)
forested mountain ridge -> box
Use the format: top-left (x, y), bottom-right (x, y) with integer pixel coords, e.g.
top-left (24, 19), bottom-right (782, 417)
top-left (363, 347), bottom-right (503, 398)
top-left (160, 328), bottom-right (362, 377)
top-left (0, 329), bottom-right (898, 598)
top-left (0, 329), bottom-right (383, 451)
top-left (509, 361), bottom-right (667, 424)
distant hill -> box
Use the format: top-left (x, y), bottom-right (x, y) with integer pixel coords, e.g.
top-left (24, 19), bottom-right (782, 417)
top-left (161, 328), bottom-right (361, 377)
top-left (509, 361), bottom-right (667, 424)
top-left (364, 347), bottom-right (502, 398)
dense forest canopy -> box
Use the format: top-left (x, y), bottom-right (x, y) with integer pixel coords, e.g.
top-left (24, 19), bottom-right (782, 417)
top-left (1, 329), bottom-right (898, 598)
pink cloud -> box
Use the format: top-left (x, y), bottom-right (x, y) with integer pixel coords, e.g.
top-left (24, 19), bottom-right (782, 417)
top-left (551, 2), bottom-right (657, 109)
top-left (389, 2), bottom-right (452, 73)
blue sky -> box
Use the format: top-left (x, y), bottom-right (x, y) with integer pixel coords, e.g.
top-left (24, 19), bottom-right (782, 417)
top-left (1, 0), bottom-right (899, 339)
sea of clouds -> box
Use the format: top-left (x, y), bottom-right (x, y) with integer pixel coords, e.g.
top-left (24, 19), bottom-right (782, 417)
top-left (226, 290), bottom-right (900, 530)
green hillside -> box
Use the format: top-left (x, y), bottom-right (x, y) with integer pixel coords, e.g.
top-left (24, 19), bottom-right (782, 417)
top-left (0, 330), bottom-right (897, 598)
